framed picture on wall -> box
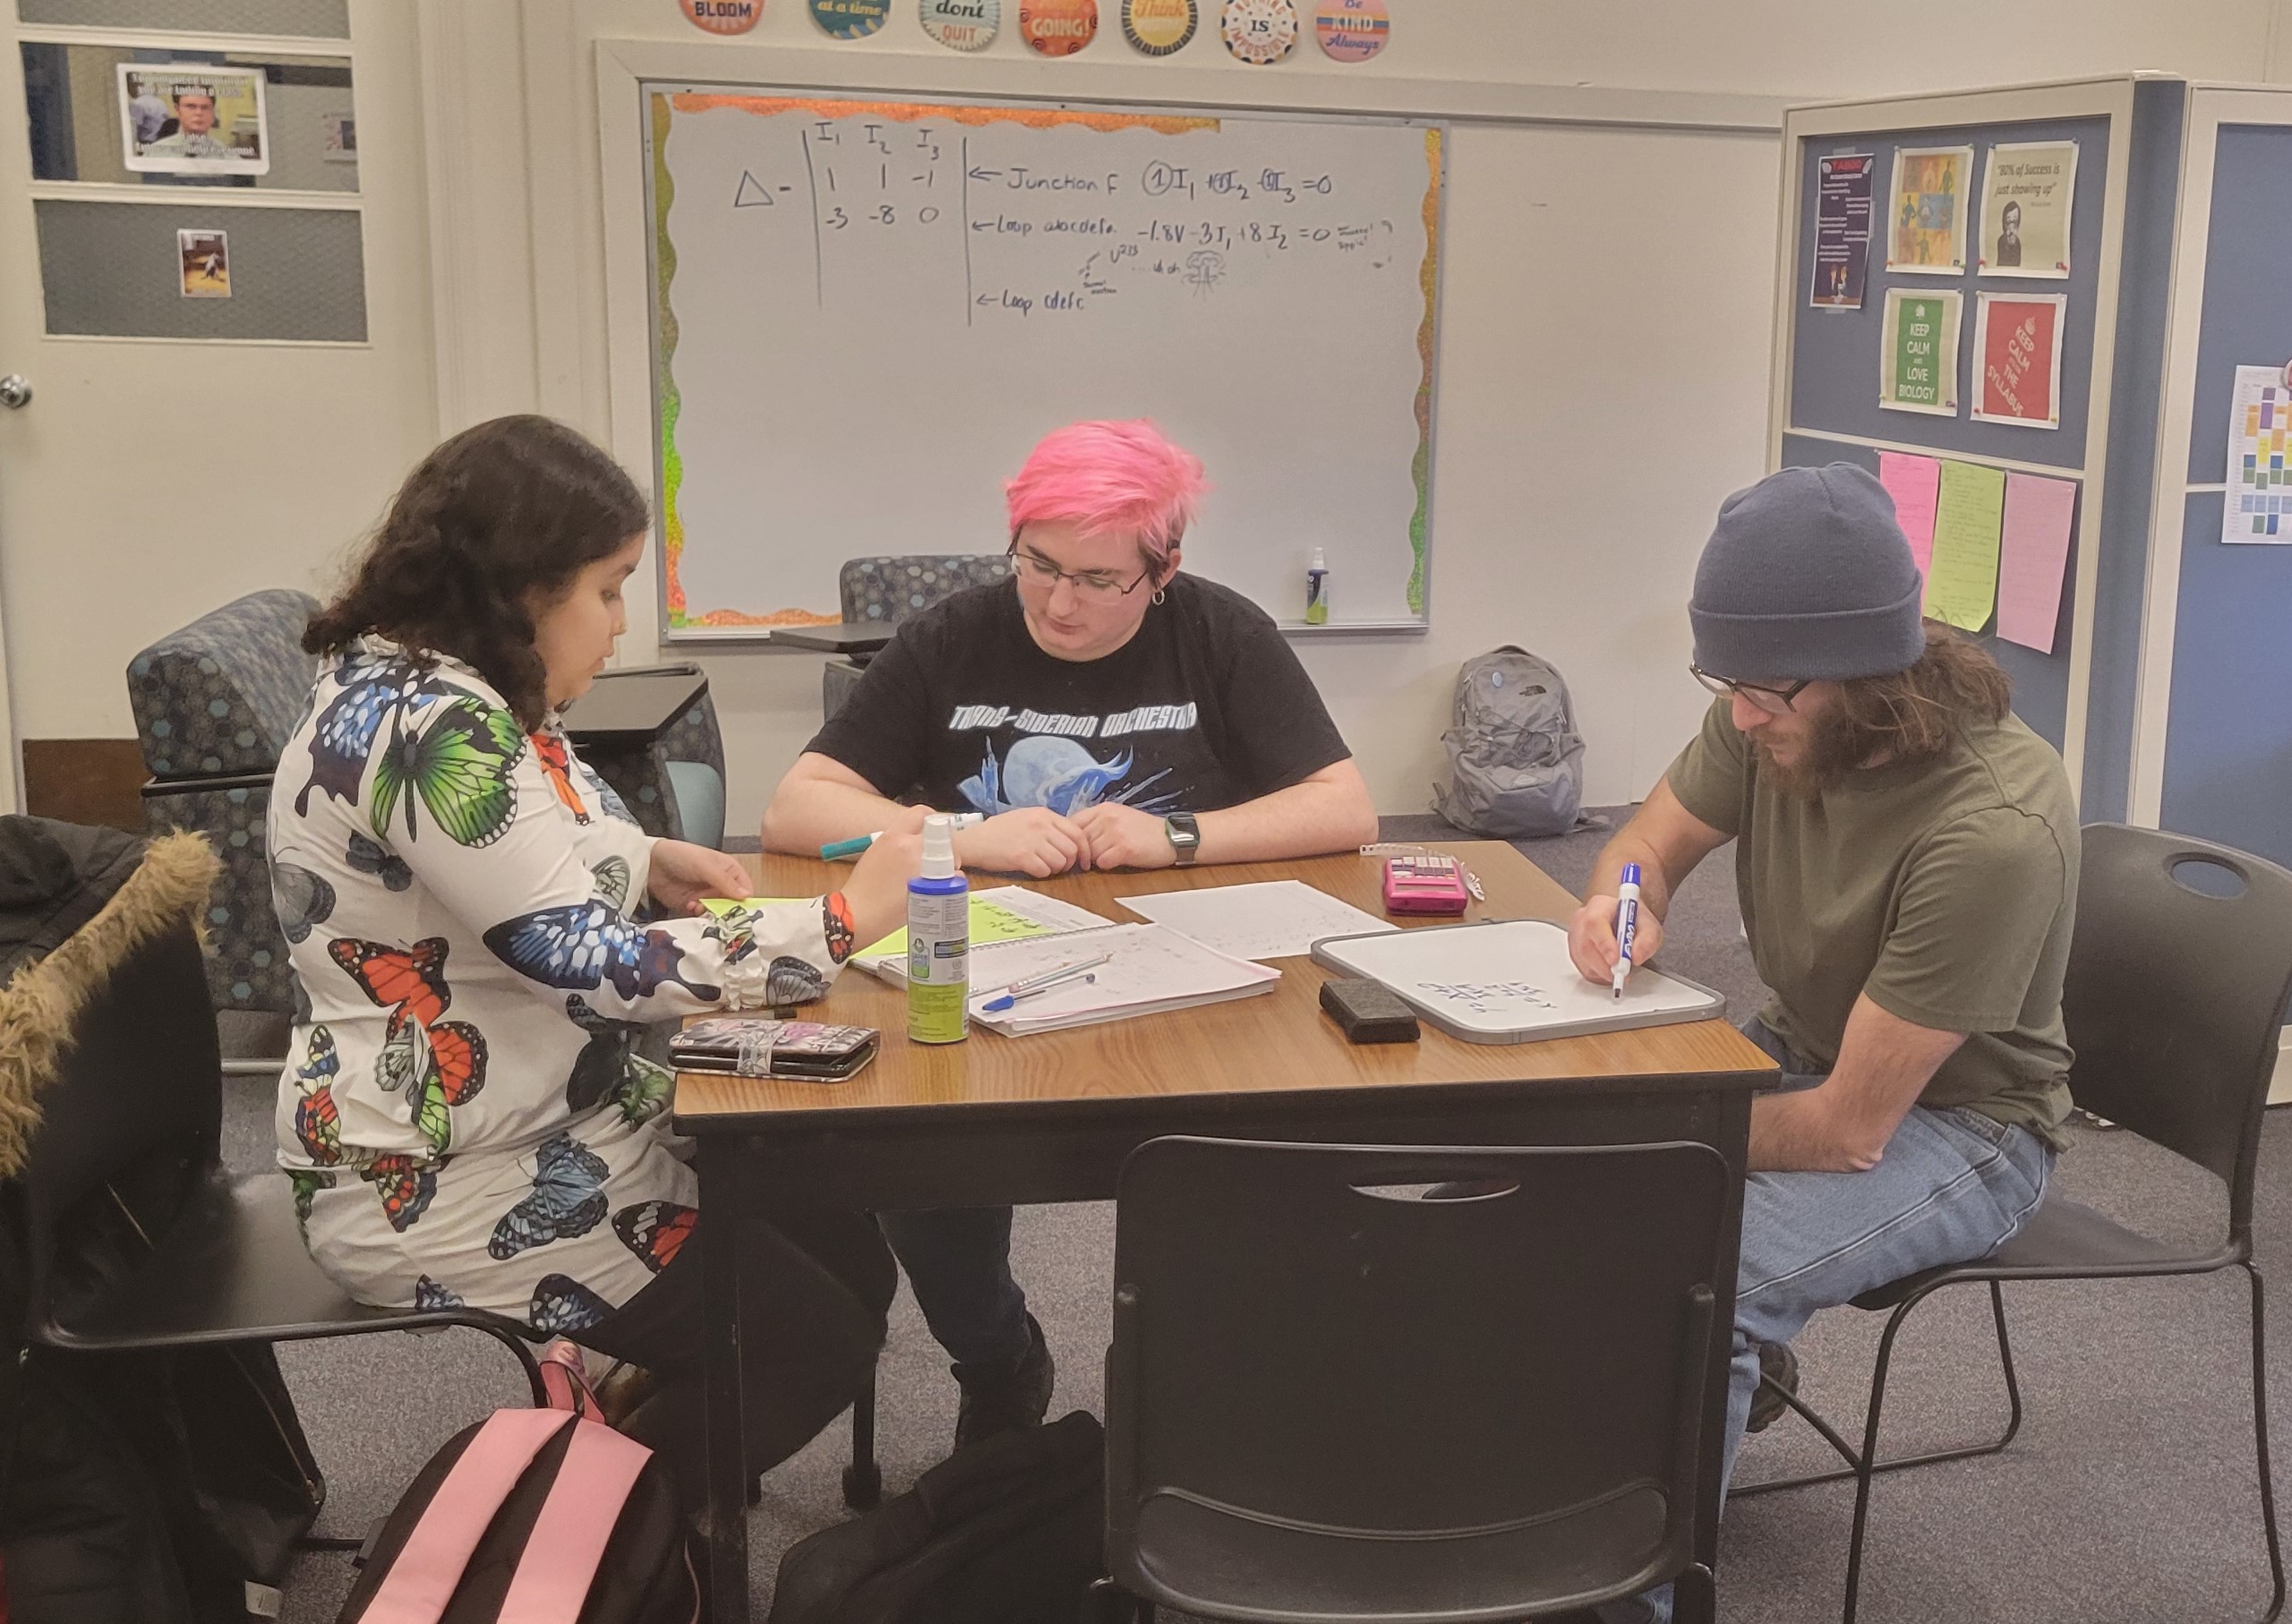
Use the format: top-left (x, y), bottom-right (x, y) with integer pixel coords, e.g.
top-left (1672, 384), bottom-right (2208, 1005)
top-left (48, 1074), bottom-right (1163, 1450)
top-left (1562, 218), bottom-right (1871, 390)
top-left (1971, 292), bottom-right (2065, 428)
top-left (1879, 287), bottom-right (1963, 415)
top-left (117, 64), bottom-right (269, 176)
top-left (1885, 144), bottom-right (1972, 273)
top-left (177, 229), bottom-right (230, 298)
top-left (1976, 141), bottom-right (2075, 278)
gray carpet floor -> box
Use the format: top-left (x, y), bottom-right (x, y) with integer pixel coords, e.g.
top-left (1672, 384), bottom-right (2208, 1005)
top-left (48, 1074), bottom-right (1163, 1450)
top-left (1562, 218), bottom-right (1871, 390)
top-left (238, 812), bottom-right (2289, 1622)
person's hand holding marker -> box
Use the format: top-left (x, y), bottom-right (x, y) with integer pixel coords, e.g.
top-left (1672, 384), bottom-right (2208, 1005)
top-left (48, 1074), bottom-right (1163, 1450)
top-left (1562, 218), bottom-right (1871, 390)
top-left (1609, 863), bottom-right (1643, 999)
top-left (1567, 861), bottom-right (1667, 989)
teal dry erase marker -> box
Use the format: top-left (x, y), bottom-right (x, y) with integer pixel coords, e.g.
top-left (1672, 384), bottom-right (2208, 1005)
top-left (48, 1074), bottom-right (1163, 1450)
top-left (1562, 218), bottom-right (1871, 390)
top-left (823, 812), bottom-right (983, 861)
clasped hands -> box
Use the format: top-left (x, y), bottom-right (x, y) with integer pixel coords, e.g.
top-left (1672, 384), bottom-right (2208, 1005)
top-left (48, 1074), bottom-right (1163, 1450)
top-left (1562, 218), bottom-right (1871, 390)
top-left (874, 803), bottom-right (1177, 878)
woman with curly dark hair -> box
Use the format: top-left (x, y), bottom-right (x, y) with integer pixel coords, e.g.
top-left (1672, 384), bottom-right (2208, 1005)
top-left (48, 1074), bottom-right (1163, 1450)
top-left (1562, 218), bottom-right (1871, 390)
top-left (270, 415), bottom-right (922, 1499)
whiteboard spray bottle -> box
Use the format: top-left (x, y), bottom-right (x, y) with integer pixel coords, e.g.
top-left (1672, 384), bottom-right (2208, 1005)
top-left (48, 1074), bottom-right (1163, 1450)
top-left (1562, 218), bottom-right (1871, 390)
top-left (1304, 548), bottom-right (1330, 626)
top-left (907, 814), bottom-right (968, 1045)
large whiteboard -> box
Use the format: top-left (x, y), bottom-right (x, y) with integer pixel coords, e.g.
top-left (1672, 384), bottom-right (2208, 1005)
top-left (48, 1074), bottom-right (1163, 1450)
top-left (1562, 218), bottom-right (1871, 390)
top-left (642, 86), bottom-right (1444, 637)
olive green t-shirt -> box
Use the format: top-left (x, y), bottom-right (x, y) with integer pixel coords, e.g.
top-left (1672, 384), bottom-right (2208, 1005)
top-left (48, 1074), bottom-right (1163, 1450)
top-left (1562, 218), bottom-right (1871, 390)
top-left (1665, 698), bottom-right (2077, 1150)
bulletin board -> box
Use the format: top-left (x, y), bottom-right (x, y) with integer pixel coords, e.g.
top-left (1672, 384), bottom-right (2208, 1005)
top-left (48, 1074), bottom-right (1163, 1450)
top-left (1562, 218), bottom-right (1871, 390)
top-left (1767, 77), bottom-right (2185, 819)
top-left (2149, 111), bottom-right (2292, 868)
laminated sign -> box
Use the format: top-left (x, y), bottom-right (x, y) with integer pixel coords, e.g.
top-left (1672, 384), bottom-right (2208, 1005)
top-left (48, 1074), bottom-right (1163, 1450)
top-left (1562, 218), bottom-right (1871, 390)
top-left (1880, 288), bottom-right (1962, 416)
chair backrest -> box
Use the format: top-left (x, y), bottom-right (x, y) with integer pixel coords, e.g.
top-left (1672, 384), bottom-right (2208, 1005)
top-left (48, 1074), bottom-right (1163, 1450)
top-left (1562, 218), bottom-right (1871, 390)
top-left (11, 923), bottom-right (220, 1323)
top-left (837, 556), bottom-right (1013, 625)
top-left (2063, 824), bottom-right (2292, 1240)
top-left (125, 589), bottom-right (321, 780)
top-left (1108, 1136), bottom-right (1727, 1614)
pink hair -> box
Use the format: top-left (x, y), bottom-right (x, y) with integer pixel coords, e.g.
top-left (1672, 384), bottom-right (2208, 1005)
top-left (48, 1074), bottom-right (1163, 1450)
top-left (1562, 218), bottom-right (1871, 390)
top-left (1004, 420), bottom-right (1206, 565)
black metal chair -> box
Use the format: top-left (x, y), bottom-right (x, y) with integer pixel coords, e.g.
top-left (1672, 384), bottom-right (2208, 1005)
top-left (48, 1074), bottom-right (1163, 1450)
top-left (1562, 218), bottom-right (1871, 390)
top-left (1099, 1135), bottom-right (1731, 1622)
top-left (13, 920), bottom-right (550, 1547)
top-left (1735, 823), bottom-right (2292, 1623)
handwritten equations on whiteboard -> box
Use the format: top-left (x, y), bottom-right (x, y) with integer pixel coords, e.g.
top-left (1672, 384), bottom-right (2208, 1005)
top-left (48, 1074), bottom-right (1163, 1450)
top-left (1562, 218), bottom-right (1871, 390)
top-left (646, 90), bottom-right (1443, 633)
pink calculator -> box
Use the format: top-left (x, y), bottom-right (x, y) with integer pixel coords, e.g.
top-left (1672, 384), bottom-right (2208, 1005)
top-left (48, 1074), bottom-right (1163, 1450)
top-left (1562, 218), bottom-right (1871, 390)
top-left (1382, 854), bottom-right (1472, 915)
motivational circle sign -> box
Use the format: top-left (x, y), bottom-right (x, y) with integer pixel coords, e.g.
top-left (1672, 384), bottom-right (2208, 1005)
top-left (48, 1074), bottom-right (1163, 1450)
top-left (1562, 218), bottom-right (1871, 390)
top-left (1313, 0), bottom-right (1386, 62)
top-left (1120, 0), bottom-right (1196, 54)
top-left (921, 0), bottom-right (1000, 48)
top-left (1019, 0), bottom-right (1098, 53)
top-left (1220, 0), bottom-right (1296, 64)
top-left (810, 0), bottom-right (890, 38)
top-left (680, 0), bottom-right (765, 33)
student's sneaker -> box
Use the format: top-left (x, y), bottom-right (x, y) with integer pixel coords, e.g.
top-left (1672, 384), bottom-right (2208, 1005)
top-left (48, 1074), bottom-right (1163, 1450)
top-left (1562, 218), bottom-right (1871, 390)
top-left (951, 1312), bottom-right (1055, 1451)
top-left (1746, 1338), bottom-right (1799, 1433)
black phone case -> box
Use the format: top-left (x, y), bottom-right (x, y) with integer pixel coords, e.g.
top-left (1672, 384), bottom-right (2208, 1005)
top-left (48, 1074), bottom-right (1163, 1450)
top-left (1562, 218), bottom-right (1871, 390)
top-left (1319, 978), bottom-right (1421, 1044)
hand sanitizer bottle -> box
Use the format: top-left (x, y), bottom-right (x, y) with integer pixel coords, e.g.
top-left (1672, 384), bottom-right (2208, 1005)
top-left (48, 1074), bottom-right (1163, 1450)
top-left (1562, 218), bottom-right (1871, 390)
top-left (1304, 548), bottom-right (1330, 626)
top-left (906, 815), bottom-right (968, 1045)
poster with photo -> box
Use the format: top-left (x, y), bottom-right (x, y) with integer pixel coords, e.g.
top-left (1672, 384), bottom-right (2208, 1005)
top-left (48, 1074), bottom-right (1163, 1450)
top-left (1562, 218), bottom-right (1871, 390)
top-left (1971, 293), bottom-right (2065, 428)
top-left (1976, 141), bottom-right (2075, 278)
top-left (178, 229), bottom-right (230, 298)
top-left (1886, 144), bottom-right (1972, 274)
top-left (1809, 151), bottom-right (1875, 310)
top-left (1880, 288), bottom-right (1962, 415)
top-left (119, 64), bottom-right (268, 175)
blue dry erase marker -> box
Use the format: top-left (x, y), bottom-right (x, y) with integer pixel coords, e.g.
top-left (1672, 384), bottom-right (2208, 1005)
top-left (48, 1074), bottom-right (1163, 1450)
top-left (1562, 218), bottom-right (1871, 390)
top-left (977, 952), bottom-right (1114, 1013)
top-left (1612, 861), bottom-right (1642, 1000)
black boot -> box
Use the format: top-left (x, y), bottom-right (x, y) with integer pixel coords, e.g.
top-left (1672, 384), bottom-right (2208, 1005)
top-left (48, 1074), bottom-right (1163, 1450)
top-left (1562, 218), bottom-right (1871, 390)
top-left (951, 1312), bottom-right (1054, 1452)
top-left (1746, 1338), bottom-right (1800, 1433)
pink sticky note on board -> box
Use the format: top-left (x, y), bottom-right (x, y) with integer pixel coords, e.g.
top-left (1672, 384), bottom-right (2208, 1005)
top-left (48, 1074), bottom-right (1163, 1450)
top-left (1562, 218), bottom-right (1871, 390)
top-left (1997, 472), bottom-right (2078, 654)
top-left (1877, 451), bottom-right (1942, 577)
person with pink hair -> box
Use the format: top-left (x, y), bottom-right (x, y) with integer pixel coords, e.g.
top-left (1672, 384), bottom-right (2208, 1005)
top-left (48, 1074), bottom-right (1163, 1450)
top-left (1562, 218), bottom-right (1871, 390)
top-left (762, 418), bottom-right (1377, 1447)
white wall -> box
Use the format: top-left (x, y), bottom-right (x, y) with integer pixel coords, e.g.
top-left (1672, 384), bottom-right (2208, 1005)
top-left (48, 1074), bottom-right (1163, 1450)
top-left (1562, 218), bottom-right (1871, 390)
top-left (411, 0), bottom-right (2292, 829)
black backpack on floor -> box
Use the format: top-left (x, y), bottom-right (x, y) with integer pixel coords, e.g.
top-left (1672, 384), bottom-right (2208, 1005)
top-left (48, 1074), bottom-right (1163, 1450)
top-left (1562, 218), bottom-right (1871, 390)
top-left (769, 1411), bottom-right (1105, 1624)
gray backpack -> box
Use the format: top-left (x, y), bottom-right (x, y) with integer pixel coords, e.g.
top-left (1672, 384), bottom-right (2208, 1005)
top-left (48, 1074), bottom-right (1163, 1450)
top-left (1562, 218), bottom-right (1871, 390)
top-left (1432, 647), bottom-right (1587, 838)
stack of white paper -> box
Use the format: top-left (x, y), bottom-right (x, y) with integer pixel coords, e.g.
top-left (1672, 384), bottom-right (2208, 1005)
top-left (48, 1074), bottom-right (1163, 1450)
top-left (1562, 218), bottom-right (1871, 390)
top-left (967, 923), bottom-right (1280, 1036)
top-left (1116, 878), bottom-right (1398, 962)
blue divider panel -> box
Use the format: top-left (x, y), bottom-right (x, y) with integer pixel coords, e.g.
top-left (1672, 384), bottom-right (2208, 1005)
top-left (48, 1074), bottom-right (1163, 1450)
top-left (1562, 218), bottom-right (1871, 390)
top-left (2161, 124), bottom-right (2292, 868)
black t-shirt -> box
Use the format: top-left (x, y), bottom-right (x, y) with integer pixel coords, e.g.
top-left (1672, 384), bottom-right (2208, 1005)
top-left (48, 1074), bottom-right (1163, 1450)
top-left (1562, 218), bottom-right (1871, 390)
top-left (806, 574), bottom-right (1352, 817)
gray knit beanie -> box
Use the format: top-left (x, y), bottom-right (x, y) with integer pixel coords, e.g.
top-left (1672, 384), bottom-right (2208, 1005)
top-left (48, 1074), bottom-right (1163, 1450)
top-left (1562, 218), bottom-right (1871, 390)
top-left (1689, 464), bottom-right (1926, 682)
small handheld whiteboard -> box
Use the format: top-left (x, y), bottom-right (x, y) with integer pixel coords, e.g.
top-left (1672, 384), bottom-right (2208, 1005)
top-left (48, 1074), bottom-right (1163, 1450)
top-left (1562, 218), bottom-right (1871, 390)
top-left (1311, 919), bottom-right (1726, 1045)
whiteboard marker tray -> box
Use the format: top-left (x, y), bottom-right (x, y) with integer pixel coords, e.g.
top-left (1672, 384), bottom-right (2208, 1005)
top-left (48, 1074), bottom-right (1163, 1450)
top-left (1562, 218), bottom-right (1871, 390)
top-left (1311, 919), bottom-right (1726, 1045)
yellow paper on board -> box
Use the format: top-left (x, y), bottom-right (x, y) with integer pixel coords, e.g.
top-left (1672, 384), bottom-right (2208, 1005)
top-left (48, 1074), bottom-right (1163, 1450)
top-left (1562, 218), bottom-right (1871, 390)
top-left (1926, 461), bottom-right (2006, 631)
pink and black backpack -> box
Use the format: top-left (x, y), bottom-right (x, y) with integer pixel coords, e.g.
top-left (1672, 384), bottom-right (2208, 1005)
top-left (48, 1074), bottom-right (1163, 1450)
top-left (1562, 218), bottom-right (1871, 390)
top-left (334, 1344), bottom-right (696, 1624)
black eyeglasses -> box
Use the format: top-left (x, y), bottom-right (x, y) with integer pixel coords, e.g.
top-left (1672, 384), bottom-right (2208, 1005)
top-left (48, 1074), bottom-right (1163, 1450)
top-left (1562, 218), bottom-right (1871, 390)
top-left (1006, 543), bottom-right (1155, 603)
top-left (1689, 664), bottom-right (1811, 715)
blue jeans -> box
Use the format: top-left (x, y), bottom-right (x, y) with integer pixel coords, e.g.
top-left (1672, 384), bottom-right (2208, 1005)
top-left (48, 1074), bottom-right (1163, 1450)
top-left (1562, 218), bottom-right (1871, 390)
top-left (877, 1206), bottom-right (1034, 1370)
top-left (1603, 1018), bottom-right (2055, 1624)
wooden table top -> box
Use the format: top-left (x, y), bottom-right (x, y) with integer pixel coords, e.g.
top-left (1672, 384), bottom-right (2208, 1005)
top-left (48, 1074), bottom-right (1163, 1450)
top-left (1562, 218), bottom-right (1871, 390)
top-left (672, 841), bottom-right (1775, 1127)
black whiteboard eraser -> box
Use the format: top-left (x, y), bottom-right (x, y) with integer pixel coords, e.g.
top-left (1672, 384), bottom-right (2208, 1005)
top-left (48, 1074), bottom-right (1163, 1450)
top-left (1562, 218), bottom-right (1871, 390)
top-left (1319, 978), bottom-right (1421, 1043)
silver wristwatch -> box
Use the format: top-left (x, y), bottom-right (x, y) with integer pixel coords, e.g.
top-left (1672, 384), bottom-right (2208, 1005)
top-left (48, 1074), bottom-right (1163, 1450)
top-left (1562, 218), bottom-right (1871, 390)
top-left (1165, 812), bottom-right (1202, 867)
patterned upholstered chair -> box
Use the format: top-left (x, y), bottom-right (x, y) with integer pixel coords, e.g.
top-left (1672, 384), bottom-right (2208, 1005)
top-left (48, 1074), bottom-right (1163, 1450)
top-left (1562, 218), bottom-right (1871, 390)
top-left (575, 666), bottom-right (730, 850)
top-left (126, 589), bottom-right (321, 1016)
top-left (822, 555), bottom-right (1014, 721)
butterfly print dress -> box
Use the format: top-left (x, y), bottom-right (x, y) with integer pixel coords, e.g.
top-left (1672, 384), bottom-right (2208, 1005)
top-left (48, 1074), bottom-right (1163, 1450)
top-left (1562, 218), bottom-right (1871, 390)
top-left (269, 642), bottom-right (848, 1332)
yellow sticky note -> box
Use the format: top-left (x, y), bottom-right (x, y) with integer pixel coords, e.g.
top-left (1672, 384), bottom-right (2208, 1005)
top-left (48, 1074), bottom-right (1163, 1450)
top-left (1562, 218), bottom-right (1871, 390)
top-left (1926, 461), bottom-right (2006, 632)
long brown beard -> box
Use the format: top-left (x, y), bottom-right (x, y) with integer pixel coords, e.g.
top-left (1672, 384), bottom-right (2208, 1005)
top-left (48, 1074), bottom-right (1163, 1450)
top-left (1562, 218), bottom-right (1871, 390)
top-left (1753, 703), bottom-right (1871, 800)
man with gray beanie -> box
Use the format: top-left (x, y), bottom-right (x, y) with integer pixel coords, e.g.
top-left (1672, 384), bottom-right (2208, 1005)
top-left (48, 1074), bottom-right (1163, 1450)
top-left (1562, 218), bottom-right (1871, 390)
top-left (1561, 463), bottom-right (2076, 1623)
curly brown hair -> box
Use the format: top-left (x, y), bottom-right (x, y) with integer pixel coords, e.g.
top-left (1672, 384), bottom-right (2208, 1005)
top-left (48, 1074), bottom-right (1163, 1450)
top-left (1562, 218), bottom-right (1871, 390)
top-left (1833, 620), bottom-right (2014, 763)
top-left (305, 416), bottom-right (646, 730)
